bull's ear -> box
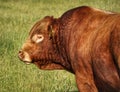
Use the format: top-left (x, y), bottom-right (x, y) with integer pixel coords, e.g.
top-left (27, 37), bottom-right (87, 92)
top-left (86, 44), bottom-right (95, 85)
top-left (44, 16), bottom-right (53, 21)
top-left (42, 16), bottom-right (54, 31)
top-left (43, 16), bottom-right (55, 39)
top-left (48, 25), bottom-right (55, 39)
top-left (43, 16), bottom-right (54, 25)
top-left (41, 16), bottom-right (55, 39)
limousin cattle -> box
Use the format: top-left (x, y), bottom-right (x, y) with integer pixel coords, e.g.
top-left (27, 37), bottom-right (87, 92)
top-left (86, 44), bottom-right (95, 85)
top-left (18, 6), bottom-right (120, 92)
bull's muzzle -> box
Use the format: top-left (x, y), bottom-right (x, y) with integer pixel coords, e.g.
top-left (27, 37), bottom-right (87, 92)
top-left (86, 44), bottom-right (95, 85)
top-left (18, 50), bottom-right (32, 64)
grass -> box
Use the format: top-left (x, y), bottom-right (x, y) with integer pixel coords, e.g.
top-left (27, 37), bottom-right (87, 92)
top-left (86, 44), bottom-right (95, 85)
top-left (0, 0), bottom-right (120, 92)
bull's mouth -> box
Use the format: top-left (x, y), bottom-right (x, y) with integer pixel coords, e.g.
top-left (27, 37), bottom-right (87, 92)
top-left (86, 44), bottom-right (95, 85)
top-left (18, 56), bottom-right (32, 65)
top-left (23, 61), bottom-right (32, 65)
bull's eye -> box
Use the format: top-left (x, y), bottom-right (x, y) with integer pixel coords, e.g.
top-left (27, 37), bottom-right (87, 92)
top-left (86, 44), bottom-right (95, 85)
top-left (36, 35), bottom-right (44, 43)
top-left (32, 34), bottom-right (44, 43)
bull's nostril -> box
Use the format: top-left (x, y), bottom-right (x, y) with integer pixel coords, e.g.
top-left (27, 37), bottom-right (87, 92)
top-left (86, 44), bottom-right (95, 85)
top-left (18, 50), bottom-right (24, 60)
top-left (19, 50), bottom-right (22, 54)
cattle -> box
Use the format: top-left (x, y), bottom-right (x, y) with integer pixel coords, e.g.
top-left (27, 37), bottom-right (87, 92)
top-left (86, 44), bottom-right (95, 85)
top-left (18, 6), bottom-right (120, 92)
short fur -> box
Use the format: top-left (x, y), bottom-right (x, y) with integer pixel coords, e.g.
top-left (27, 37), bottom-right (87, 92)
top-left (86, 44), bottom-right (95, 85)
top-left (19, 6), bottom-right (120, 92)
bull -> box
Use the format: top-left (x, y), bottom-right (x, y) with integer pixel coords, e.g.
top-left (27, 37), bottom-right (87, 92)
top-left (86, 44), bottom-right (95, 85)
top-left (18, 6), bottom-right (120, 92)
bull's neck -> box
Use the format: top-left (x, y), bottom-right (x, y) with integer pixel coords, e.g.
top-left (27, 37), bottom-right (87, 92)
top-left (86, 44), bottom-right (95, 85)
top-left (50, 18), bottom-right (73, 73)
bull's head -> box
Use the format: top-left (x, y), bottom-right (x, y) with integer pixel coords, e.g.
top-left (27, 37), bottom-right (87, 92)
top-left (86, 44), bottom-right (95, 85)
top-left (18, 16), bottom-right (64, 70)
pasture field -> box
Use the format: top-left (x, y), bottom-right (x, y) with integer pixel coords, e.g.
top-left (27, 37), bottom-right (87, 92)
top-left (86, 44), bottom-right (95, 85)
top-left (0, 0), bottom-right (120, 92)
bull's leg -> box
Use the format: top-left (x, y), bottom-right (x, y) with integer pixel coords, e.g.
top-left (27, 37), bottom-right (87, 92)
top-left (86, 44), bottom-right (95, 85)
top-left (75, 71), bottom-right (98, 92)
top-left (73, 59), bottom-right (98, 92)
top-left (92, 52), bottom-right (120, 92)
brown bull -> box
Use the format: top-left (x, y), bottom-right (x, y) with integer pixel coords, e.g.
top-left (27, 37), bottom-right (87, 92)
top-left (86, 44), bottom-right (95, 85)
top-left (18, 6), bottom-right (120, 92)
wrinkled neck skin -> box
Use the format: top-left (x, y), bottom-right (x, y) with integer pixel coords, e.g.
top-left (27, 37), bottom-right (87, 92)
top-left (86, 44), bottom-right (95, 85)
top-left (49, 18), bottom-right (74, 73)
top-left (46, 16), bottom-right (75, 73)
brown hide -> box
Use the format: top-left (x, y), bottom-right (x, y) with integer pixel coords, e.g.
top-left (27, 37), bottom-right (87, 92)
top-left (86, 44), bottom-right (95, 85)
top-left (18, 6), bottom-right (120, 92)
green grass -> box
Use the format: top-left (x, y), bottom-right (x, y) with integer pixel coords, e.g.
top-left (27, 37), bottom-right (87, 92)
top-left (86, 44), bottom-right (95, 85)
top-left (0, 0), bottom-right (120, 92)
